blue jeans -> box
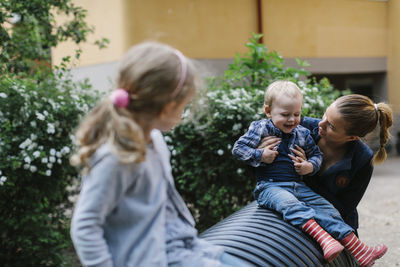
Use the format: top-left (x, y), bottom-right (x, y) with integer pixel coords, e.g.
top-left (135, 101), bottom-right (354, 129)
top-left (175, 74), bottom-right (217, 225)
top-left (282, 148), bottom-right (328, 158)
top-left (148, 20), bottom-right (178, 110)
top-left (255, 181), bottom-right (354, 240)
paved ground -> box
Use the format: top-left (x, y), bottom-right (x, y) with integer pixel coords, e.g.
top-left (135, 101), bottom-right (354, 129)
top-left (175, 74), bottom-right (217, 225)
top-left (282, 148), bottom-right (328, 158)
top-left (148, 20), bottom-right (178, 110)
top-left (357, 155), bottom-right (400, 266)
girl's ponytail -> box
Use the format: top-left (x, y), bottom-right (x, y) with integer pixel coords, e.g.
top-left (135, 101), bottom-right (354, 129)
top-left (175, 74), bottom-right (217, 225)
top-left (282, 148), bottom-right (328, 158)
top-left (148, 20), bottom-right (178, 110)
top-left (70, 99), bottom-right (146, 171)
top-left (373, 103), bottom-right (393, 164)
top-left (108, 102), bottom-right (146, 164)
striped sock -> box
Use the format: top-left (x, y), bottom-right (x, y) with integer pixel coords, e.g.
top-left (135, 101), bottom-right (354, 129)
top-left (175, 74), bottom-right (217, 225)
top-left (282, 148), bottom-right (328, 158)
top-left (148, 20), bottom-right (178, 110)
top-left (302, 219), bottom-right (344, 262)
top-left (341, 232), bottom-right (387, 267)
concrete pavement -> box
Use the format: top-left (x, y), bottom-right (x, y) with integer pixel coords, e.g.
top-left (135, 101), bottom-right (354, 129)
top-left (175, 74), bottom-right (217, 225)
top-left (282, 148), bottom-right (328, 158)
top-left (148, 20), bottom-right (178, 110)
top-left (357, 155), bottom-right (400, 266)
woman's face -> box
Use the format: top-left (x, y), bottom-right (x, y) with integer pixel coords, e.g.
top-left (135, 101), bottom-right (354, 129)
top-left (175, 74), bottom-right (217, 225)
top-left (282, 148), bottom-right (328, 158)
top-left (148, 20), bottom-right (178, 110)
top-left (318, 103), bottom-right (356, 144)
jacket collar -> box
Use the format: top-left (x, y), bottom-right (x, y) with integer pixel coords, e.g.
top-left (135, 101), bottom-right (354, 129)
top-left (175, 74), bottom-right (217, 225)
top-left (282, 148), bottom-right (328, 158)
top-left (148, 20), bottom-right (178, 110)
top-left (322, 141), bottom-right (356, 176)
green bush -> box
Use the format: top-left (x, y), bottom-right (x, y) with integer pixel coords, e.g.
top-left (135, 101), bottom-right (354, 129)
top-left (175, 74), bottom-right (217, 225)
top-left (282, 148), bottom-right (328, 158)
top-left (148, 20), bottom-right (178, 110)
top-left (0, 0), bottom-right (108, 74)
top-left (0, 73), bottom-right (99, 266)
top-left (1, 1), bottom-right (107, 265)
top-left (166, 34), bottom-right (347, 231)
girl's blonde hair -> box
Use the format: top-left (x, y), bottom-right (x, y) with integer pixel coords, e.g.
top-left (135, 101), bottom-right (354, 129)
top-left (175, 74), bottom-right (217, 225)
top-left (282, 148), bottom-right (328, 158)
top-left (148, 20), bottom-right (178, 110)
top-left (334, 94), bottom-right (393, 164)
top-left (70, 42), bottom-right (197, 170)
top-left (264, 80), bottom-right (303, 108)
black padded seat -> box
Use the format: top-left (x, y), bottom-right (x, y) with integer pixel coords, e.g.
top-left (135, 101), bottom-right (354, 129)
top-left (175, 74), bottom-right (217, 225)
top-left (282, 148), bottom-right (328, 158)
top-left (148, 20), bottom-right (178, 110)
top-left (200, 201), bottom-right (357, 267)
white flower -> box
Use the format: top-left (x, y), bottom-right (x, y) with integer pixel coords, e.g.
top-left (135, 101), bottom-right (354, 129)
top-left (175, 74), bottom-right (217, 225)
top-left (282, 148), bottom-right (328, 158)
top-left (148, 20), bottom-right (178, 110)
top-left (19, 138), bottom-right (32, 149)
top-left (57, 159), bottom-right (62, 164)
top-left (50, 149), bottom-right (56, 156)
top-left (30, 134), bottom-right (37, 140)
top-left (61, 146), bottom-right (71, 155)
top-left (29, 166), bottom-right (37, 173)
top-left (24, 164), bottom-right (30, 169)
top-left (27, 142), bottom-right (37, 151)
top-left (33, 151), bottom-right (41, 158)
top-left (71, 94), bottom-right (79, 100)
top-left (47, 123), bottom-right (55, 134)
top-left (43, 110), bottom-right (49, 116)
top-left (56, 152), bottom-right (62, 158)
top-left (47, 163), bottom-right (53, 169)
top-left (227, 144), bottom-right (232, 150)
top-left (35, 112), bottom-right (45, 121)
top-left (41, 157), bottom-right (48, 163)
top-left (236, 168), bottom-right (244, 174)
top-left (0, 93), bottom-right (7, 98)
top-left (0, 176), bottom-right (7, 185)
top-left (0, 170), bottom-right (2, 175)
top-left (217, 149), bottom-right (224, 156)
top-left (24, 156), bottom-right (31, 164)
top-left (30, 121), bottom-right (37, 128)
top-left (232, 123), bottom-right (242, 132)
top-left (49, 156), bottom-right (56, 163)
top-left (45, 170), bottom-right (51, 176)
top-left (172, 150), bottom-right (177, 156)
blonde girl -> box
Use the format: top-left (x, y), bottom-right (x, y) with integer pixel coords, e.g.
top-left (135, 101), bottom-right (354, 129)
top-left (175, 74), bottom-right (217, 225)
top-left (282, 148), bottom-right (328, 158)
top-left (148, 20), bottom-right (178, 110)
top-left (70, 42), bottom-right (248, 267)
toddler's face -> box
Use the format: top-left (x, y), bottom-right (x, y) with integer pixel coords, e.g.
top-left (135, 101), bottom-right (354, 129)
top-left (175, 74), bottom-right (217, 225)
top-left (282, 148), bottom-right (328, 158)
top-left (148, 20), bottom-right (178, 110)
top-left (266, 95), bottom-right (302, 134)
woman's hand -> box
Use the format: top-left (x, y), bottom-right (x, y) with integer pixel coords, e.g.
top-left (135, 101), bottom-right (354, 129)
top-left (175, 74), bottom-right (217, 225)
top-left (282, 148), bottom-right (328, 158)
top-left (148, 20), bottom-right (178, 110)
top-left (289, 145), bottom-right (307, 163)
top-left (258, 136), bottom-right (281, 164)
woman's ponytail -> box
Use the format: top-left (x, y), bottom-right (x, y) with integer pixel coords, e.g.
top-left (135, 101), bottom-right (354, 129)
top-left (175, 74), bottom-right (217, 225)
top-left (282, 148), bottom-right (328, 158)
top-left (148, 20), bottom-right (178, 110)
top-left (373, 103), bottom-right (393, 164)
top-left (335, 94), bottom-right (393, 165)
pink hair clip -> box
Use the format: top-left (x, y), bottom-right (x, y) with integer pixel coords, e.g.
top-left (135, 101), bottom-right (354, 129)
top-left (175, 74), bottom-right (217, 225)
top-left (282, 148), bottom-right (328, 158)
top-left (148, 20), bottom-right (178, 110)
top-left (110, 88), bottom-right (130, 108)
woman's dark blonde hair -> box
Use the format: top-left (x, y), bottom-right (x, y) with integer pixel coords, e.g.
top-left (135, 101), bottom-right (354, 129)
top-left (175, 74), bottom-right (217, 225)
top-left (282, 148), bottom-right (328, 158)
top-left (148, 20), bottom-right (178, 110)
top-left (334, 94), bottom-right (393, 164)
top-left (70, 42), bottom-right (197, 170)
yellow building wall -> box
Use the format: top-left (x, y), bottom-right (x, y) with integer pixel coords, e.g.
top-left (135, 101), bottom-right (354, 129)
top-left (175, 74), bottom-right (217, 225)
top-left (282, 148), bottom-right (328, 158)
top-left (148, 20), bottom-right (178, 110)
top-left (53, 0), bottom-right (388, 66)
top-left (52, 0), bottom-right (258, 66)
top-left (52, 0), bottom-right (126, 66)
top-left (124, 0), bottom-right (257, 58)
top-left (262, 0), bottom-right (387, 58)
top-left (388, 0), bottom-right (400, 111)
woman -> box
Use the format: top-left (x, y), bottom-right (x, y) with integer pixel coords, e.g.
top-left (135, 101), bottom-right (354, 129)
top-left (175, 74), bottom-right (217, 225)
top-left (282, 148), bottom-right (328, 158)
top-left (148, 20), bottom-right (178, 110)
top-left (258, 94), bottom-right (393, 233)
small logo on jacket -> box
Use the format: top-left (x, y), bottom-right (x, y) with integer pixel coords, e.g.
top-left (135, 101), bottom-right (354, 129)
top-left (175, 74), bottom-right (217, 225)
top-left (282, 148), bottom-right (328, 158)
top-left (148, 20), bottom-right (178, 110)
top-left (336, 175), bottom-right (349, 187)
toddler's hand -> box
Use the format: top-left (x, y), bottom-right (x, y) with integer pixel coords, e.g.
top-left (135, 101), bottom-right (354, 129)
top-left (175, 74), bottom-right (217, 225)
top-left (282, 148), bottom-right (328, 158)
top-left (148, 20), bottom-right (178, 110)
top-left (293, 160), bottom-right (314, 175)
